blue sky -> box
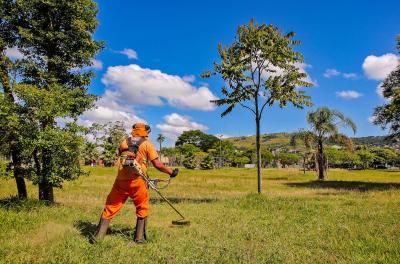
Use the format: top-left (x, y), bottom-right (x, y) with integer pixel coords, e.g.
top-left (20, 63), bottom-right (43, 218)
top-left (82, 0), bottom-right (399, 145)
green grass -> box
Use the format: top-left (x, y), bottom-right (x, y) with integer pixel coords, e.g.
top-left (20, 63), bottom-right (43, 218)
top-left (1, 167), bottom-right (400, 263)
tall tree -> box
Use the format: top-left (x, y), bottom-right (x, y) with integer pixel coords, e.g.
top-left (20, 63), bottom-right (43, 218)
top-left (157, 133), bottom-right (165, 160)
top-left (373, 36), bottom-right (400, 139)
top-left (175, 130), bottom-right (219, 152)
top-left (0, 0), bottom-right (28, 198)
top-left (202, 19), bottom-right (313, 193)
top-left (3, 0), bottom-right (103, 203)
top-left (306, 107), bottom-right (357, 180)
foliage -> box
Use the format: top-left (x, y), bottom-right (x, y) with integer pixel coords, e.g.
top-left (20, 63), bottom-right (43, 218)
top-left (0, 0), bottom-right (103, 202)
top-left (203, 18), bottom-right (313, 192)
top-left (370, 147), bottom-right (398, 168)
top-left (200, 155), bottom-right (214, 170)
top-left (275, 152), bottom-right (300, 167)
top-left (305, 107), bottom-right (357, 179)
top-left (233, 156), bottom-right (251, 167)
top-left (175, 130), bottom-right (219, 152)
top-left (373, 36), bottom-right (400, 139)
top-left (182, 152), bottom-right (197, 169)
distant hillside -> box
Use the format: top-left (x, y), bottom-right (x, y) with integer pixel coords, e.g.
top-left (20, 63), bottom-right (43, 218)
top-left (225, 133), bottom-right (399, 151)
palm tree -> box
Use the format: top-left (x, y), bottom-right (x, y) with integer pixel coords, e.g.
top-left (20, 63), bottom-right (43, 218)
top-left (156, 134), bottom-right (166, 161)
top-left (294, 107), bottom-right (357, 180)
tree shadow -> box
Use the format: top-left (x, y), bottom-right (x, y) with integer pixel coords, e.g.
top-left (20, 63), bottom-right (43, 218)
top-left (286, 180), bottom-right (400, 192)
top-left (268, 177), bottom-right (289, 180)
top-left (73, 220), bottom-right (133, 244)
top-left (0, 196), bottom-right (47, 211)
top-left (149, 197), bottom-right (218, 204)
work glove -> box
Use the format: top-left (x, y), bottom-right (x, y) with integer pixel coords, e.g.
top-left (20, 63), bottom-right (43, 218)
top-left (170, 168), bottom-right (179, 178)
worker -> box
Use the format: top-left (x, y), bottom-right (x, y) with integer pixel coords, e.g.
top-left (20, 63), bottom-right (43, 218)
top-left (94, 123), bottom-right (178, 243)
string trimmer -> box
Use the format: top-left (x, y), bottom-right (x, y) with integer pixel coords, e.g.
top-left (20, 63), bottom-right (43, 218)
top-left (125, 159), bottom-right (190, 226)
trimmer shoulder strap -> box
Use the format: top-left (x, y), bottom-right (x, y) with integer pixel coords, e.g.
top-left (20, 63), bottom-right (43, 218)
top-left (127, 137), bottom-right (147, 154)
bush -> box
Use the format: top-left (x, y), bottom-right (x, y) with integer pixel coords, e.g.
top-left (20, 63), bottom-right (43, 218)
top-left (200, 155), bottom-right (214, 170)
top-left (183, 152), bottom-right (197, 169)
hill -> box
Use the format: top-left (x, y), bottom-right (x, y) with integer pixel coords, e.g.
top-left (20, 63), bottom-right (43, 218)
top-left (225, 132), bottom-right (399, 151)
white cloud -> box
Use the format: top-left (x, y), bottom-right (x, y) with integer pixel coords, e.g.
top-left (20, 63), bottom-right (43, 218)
top-left (182, 74), bottom-right (196, 83)
top-left (324, 68), bottom-right (341, 78)
top-left (342, 73), bottom-right (358, 79)
top-left (101, 64), bottom-right (217, 111)
top-left (89, 59), bottom-right (103, 70)
top-left (260, 61), bottom-right (316, 86)
top-left (368, 116), bottom-right (377, 123)
top-left (336, 90), bottom-right (363, 99)
top-left (362, 53), bottom-right (399, 80)
top-left (5, 47), bottom-right (24, 60)
top-left (79, 90), bottom-right (144, 128)
top-left (156, 113), bottom-right (207, 139)
top-left (376, 82), bottom-right (384, 98)
top-left (118, 48), bottom-right (138, 59)
top-left (324, 68), bottom-right (358, 79)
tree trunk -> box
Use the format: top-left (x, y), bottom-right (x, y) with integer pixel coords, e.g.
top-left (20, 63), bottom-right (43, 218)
top-left (255, 117), bottom-right (262, 193)
top-left (317, 141), bottom-right (326, 180)
top-left (11, 150), bottom-right (28, 199)
top-left (303, 155), bottom-right (306, 174)
top-left (38, 181), bottom-right (54, 204)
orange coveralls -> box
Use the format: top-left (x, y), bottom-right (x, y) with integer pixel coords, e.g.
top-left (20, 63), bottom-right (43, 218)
top-left (101, 139), bottom-right (158, 219)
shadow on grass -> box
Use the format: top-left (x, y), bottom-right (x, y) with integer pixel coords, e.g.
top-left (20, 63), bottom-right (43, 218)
top-left (286, 180), bottom-right (400, 192)
top-left (149, 197), bottom-right (218, 204)
top-left (0, 196), bottom-right (48, 211)
top-left (268, 177), bottom-right (289, 181)
top-left (74, 220), bottom-right (133, 243)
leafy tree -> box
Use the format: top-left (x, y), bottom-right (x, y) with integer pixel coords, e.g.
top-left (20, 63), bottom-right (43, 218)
top-left (356, 149), bottom-right (376, 169)
top-left (176, 130), bottom-right (219, 152)
top-left (306, 107), bottom-right (357, 179)
top-left (183, 152), bottom-right (197, 169)
top-left (0, 0), bottom-right (28, 198)
top-left (1, 0), bottom-right (103, 203)
top-left (233, 156), bottom-right (251, 167)
top-left (200, 155), bottom-right (214, 170)
top-left (202, 19), bottom-right (313, 193)
top-left (275, 152), bottom-right (300, 168)
top-left (370, 147), bottom-right (398, 168)
top-left (373, 36), bottom-right (400, 139)
top-left (101, 121), bottom-right (127, 161)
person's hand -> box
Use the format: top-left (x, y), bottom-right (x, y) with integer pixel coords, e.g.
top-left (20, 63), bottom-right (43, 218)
top-left (170, 168), bottom-right (179, 178)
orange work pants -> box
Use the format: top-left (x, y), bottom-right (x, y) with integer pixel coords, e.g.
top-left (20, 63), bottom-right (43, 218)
top-left (101, 177), bottom-right (149, 219)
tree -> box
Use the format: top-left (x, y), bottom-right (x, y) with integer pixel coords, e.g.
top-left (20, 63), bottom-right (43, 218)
top-left (356, 149), bottom-right (376, 169)
top-left (175, 130), bottom-right (219, 152)
top-left (2, 0), bottom-right (103, 203)
top-left (101, 121), bottom-right (127, 161)
top-left (275, 152), bottom-right (300, 168)
top-left (373, 36), bottom-right (400, 139)
top-left (200, 155), bottom-right (214, 170)
top-left (0, 0), bottom-right (28, 198)
top-left (307, 107), bottom-right (357, 180)
top-left (203, 19), bottom-right (313, 193)
top-left (157, 134), bottom-right (165, 160)
top-left (183, 152), bottom-right (197, 169)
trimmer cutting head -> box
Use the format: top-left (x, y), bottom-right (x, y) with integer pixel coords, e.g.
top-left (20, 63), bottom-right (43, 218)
top-left (171, 219), bottom-right (191, 226)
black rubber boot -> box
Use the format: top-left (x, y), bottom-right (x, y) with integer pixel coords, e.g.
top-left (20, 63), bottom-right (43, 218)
top-left (134, 217), bottom-right (147, 243)
top-left (93, 217), bottom-right (110, 242)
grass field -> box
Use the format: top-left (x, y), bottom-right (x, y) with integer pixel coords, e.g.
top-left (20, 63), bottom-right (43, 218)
top-left (1, 167), bottom-right (400, 263)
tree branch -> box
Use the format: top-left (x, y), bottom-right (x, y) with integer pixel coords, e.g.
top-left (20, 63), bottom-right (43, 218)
top-left (239, 102), bottom-right (256, 115)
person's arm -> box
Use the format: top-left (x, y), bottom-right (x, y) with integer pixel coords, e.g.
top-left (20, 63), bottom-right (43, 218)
top-left (151, 158), bottom-right (178, 177)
